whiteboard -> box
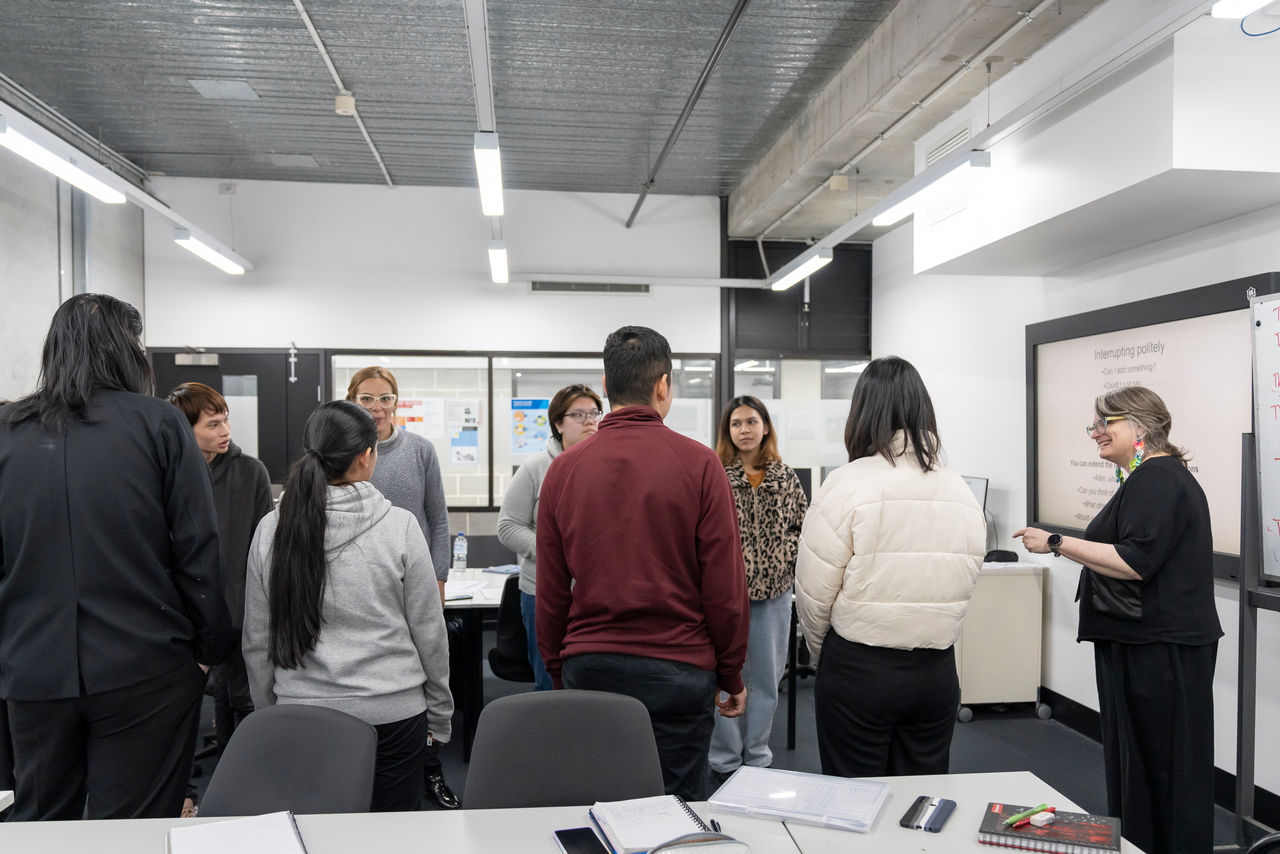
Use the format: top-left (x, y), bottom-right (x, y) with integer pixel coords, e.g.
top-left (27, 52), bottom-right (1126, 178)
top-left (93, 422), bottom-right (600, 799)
top-left (1251, 291), bottom-right (1280, 581)
top-left (1036, 309), bottom-right (1250, 556)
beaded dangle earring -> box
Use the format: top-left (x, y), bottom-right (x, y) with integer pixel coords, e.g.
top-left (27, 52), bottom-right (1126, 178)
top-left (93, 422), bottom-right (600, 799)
top-left (1129, 435), bottom-right (1145, 473)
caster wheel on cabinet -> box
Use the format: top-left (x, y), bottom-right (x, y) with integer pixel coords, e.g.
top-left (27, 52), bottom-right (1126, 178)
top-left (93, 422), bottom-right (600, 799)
top-left (1035, 703), bottom-right (1053, 720)
top-left (957, 706), bottom-right (974, 723)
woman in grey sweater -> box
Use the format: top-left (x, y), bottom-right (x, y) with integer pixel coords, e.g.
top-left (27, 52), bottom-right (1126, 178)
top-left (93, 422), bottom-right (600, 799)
top-left (496, 384), bottom-right (603, 690)
top-left (243, 401), bottom-right (452, 812)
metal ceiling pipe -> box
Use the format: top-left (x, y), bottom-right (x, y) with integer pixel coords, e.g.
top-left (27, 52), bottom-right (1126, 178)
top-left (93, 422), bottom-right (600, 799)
top-left (625, 0), bottom-right (752, 229)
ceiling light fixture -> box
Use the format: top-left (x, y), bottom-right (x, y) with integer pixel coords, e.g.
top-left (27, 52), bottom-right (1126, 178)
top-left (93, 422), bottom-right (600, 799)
top-left (1210, 0), bottom-right (1272, 16)
top-left (474, 132), bottom-right (504, 216)
top-left (174, 228), bottom-right (247, 276)
top-left (488, 239), bottom-right (509, 284)
top-left (871, 150), bottom-right (991, 228)
top-left (770, 248), bottom-right (833, 292)
top-left (0, 117), bottom-right (126, 204)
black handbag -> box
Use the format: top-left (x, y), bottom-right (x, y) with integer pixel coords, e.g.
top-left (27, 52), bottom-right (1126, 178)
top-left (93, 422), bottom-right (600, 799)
top-left (1079, 569), bottom-right (1143, 621)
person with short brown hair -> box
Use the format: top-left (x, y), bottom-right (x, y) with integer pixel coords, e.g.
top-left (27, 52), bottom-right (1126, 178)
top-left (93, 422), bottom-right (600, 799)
top-left (166, 382), bottom-right (273, 756)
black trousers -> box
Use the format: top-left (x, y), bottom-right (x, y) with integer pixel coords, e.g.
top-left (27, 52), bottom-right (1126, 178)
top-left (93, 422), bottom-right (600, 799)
top-left (209, 651), bottom-right (254, 752)
top-left (562, 653), bottom-right (717, 801)
top-left (814, 633), bottom-right (959, 778)
top-left (5, 660), bottom-right (206, 820)
top-left (1094, 640), bottom-right (1217, 854)
top-left (371, 711), bottom-right (430, 812)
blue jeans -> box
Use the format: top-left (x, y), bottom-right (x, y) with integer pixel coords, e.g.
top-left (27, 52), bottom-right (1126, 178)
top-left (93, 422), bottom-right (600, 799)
top-left (709, 593), bottom-right (791, 773)
top-left (519, 591), bottom-right (553, 691)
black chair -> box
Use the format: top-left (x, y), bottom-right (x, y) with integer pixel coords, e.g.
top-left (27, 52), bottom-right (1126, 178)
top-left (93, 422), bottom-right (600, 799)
top-left (487, 574), bottom-right (535, 683)
top-left (462, 690), bottom-right (665, 809)
top-left (1249, 831), bottom-right (1280, 854)
top-left (200, 705), bottom-right (377, 816)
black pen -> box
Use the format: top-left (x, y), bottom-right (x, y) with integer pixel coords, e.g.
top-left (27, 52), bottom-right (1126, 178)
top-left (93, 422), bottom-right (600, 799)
top-left (710, 819), bottom-right (721, 833)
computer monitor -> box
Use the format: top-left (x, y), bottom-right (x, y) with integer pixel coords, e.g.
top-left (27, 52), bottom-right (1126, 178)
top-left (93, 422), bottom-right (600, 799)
top-left (961, 475), bottom-right (988, 513)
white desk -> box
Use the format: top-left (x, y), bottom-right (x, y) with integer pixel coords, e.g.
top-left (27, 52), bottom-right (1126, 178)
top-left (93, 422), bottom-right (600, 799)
top-left (0, 772), bottom-right (1140, 853)
top-left (443, 567), bottom-right (509, 760)
top-left (0, 789), bottom-right (11, 813)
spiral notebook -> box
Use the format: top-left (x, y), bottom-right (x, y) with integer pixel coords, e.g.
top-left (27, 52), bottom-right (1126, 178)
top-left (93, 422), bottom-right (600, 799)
top-left (588, 795), bottom-right (710, 854)
top-left (165, 810), bottom-right (308, 854)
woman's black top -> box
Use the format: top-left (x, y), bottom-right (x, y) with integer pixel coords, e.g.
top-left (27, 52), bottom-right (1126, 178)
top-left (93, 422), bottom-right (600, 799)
top-left (0, 389), bottom-right (234, 701)
top-left (1078, 455), bottom-right (1222, 645)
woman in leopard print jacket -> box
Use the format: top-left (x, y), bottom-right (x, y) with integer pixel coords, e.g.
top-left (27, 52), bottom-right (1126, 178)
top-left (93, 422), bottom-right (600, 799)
top-left (708, 395), bottom-right (808, 781)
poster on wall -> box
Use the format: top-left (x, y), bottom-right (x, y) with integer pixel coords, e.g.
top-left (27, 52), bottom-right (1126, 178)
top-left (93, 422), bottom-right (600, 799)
top-left (451, 427), bottom-right (479, 465)
top-left (395, 398), bottom-right (445, 438)
top-left (511, 398), bottom-right (551, 455)
top-left (447, 399), bottom-right (481, 428)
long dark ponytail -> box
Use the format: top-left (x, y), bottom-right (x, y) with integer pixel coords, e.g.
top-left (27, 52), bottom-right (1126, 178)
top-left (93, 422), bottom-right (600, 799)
top-left (268, 400), bottom-right (378, 669)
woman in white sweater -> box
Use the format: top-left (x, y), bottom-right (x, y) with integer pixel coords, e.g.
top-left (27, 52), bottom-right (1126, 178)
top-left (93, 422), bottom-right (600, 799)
top-left (243, 401), bottom-right (453, 811)
top-left (795, 356), bottom-right (985, 778)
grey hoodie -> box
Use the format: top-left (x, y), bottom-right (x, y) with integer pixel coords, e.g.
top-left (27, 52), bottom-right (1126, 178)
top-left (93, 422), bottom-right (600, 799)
top-left (496, 437), bottom-right (563, 596)
top-left (243, 481), bottom-right (453, 738)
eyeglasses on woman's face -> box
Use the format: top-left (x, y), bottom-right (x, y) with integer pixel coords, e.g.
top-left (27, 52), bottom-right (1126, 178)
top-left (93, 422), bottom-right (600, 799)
top-left (563, 409), bottom-right (603, 423)
top-left (1085, 416), bottom-right (1126, 437)
top-left (356, 393), bottom-right (398, 409)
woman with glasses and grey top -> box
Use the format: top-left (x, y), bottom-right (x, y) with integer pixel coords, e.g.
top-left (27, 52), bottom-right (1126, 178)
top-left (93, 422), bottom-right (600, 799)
top-left (497, 384), bottom-right (603, 690)
top-left (344, 366), bottom-right (458, 810)
top-left (1015, 387), bottom-right (1219, 854)
top-left (243, 400), bottom-right (453, 812)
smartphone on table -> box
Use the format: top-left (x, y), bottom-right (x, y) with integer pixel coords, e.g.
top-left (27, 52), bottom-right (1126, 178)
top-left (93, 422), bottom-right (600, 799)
top-left (554, 827), bottom-right (609, 854)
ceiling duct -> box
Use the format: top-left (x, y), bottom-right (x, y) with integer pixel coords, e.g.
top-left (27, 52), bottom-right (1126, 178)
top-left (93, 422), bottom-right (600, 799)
top-left (531, 281), bottom-right (650, 295)
top-left (925, 126), bottom-right (972, 168)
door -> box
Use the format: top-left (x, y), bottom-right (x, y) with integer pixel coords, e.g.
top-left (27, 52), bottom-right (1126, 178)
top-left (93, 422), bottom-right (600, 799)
top-left (150, 348), bottom-right (324, 483)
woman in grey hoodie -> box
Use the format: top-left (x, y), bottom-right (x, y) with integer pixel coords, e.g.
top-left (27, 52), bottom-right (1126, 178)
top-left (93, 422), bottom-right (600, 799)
top-left (243, 401), bottom-right (453, 812)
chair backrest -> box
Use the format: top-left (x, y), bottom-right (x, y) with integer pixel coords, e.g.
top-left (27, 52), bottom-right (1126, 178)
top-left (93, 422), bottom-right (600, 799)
top-left (487, 574), bottom-right (534, 682)
top-left (200, 704), bottom-right (377, 817)
top-left (463, 689), bottom-right (665, 809)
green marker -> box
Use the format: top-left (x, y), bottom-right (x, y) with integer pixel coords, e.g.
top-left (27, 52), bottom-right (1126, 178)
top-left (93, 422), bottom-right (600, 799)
top-left (1003, 803), bottom-right (1048, 826)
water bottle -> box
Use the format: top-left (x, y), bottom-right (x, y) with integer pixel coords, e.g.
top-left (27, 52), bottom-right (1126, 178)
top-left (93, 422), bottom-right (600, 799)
top-left (452, 532), bottom-right (468, 570)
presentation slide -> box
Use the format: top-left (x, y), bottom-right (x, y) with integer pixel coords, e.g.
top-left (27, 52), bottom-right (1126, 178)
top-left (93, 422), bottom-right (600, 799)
top-left (1035, 309), bottom-right (1250, 555)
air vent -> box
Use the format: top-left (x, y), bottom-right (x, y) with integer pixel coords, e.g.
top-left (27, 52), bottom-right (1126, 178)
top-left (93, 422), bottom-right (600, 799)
top-left (531, 281), bottom-right (650, 294)
top-left (925, 125), bottom-right (971, 167)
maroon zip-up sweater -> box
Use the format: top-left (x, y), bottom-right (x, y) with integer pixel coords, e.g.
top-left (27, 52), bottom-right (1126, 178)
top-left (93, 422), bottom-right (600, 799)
top-left (536, 405), bottom-right (749, 694)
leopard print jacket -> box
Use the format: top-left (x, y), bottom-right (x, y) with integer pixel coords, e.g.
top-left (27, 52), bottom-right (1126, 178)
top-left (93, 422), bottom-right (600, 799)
top-left (724, 459), bottom-right (809, 601)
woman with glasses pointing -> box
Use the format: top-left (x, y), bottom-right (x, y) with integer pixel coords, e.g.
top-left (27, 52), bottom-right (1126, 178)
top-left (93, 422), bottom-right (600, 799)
top-left (1015, 386), bottom-right (1219, 854)
top-left (498, 384), bottom-right (604, 690)
top-left (345, 365), bottom-right (458, 810)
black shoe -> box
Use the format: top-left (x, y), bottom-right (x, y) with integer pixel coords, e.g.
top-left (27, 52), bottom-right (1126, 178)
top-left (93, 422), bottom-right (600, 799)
top-left (425, 772), bottom-right (460, 810)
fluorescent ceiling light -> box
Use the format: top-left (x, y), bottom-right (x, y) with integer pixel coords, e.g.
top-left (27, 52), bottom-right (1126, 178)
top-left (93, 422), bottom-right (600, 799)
top-left (770, 248), bottom-right (833, 292)
top-left (735, 360), bottom-right (759, 370)
top-left (871, 150), bottom-right (991, 228)
top-left (0, 117), bottom-right (126, 204)
top-left (174, 228), bottom-right (246, 275)
top-left (474, 132), bottom-right (504, 216)
top-left (187, 79), bottom-right (261, 101)
top-left (488, 239), bottom-right (509, 284)
top-left (1211, 0), bottom-right (1272, 16)
top-left (823, 363), bottom-right (868, 374)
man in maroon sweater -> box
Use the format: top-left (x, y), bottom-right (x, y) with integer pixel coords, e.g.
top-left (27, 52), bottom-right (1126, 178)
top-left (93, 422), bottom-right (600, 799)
top-left (536, 325), bottom-right (749, 800)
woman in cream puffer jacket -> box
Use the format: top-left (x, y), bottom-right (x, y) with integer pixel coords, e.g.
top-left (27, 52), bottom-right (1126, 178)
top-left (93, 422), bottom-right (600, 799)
top-left (796, 356), bottom-right (985, 779)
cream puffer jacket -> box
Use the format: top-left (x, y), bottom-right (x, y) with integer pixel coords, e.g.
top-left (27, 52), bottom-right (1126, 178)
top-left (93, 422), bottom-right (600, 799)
top-left (795, 433), bottom-right (985, 659)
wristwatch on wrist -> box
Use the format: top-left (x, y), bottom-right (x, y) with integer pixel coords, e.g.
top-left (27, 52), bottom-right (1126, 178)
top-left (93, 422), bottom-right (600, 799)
top-left (1047, 533), bottom-right (1062, 557)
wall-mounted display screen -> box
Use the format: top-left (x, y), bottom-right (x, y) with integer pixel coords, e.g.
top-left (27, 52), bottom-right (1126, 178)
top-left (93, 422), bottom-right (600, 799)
top-left (1027, 273), bottom-right (1280, 579)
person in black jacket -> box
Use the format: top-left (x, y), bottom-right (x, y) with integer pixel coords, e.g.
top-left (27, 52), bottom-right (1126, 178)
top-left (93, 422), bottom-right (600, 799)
top-left (0, 294), bottom-right (234, 821)
top-left (167, 382), bottom-right (273, 753)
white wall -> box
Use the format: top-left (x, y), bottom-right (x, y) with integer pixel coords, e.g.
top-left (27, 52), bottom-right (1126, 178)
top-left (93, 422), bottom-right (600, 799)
top-left (873, 202), bottom-right (1280, 793)
top-left (143, 179), bottom-right (722, 354)
top-left (0, 150), bottom-right (145, 401)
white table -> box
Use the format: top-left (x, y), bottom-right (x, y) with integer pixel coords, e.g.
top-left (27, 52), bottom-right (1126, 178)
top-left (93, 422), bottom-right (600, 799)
top-left (443, 567), bottom-right (509, 760)
top-left (0, 789), bottom-right (11, 813)
top-left (0, 772), bottom-right (1141, 852)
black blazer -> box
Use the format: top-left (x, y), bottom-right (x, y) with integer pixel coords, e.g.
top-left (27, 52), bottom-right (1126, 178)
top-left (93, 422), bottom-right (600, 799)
top-left (0, 389), bottom-right (234, 700)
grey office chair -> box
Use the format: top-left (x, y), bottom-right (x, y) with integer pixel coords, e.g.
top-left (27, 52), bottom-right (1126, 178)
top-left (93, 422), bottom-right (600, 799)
top-left (463, 689), bottom-right (665, 809)
top-left (200, 704), bottom-right (377, 816)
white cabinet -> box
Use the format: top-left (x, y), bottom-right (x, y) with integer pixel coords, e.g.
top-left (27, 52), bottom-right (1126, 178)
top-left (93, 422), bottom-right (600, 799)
top-left (955, 563), bottom-right (1049, 720)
